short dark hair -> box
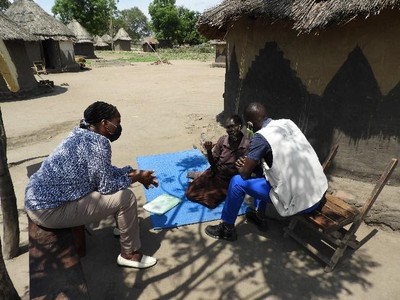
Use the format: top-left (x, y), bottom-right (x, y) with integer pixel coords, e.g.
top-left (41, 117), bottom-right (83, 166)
top-left (228, 114), bottom-right (243, 126)
top-left (80, 101), bottom-right (117, 128)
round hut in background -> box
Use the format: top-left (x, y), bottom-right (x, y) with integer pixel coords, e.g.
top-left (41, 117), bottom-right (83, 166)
top-left (142, 37), bottom-right (159, 52)
top-left (67, 19), bottom-right (96, 58)
top-left (113, 28), bottom-right (131, 51)
top-left (101, 33), bottom-right (113, 49)
top-left (94, 35), bottom-right (111, 51)
top-left (5, 0), bottom-right (79, 73)
top-left (0, 13), bottom-right (43, 99)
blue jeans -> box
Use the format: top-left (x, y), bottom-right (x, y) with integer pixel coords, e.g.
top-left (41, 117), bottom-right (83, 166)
top-left (221, 175), bottom-right (320, 225)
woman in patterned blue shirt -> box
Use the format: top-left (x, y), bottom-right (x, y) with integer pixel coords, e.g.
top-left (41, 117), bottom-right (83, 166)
top-left (25, 101), bottom-right (158, 269)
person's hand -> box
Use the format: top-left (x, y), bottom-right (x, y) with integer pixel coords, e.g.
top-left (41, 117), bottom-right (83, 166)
top-left (235, 156), bottom-right (246, 170)
top-left (203, 141), bottom-right (213, 151)
top-left (129, 170), bottom-right (159, 189)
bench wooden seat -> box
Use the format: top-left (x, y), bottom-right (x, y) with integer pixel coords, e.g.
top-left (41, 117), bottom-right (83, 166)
top-left (284, 147), bottom-right (398, 272)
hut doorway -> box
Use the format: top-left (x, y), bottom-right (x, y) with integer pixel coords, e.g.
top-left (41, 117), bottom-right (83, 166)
top-left (42, 39), bottom-right (61, 70)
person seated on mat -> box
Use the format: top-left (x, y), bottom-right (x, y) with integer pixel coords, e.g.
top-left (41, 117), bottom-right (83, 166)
top-left (25, 101), bottom-right (159, 269)
top-left (205, 102), bottom-right (328, 240)
top-left (185, 114), bottom-right (250, 209)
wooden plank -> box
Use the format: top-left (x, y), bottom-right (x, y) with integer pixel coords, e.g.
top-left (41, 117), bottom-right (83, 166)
top-left (305, 195), bottom-right (360, 232)
top-left (325, 194), bottom-right (359, 214)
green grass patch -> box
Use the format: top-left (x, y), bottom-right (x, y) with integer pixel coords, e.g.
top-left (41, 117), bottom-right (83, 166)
top-left (89, 44), bottom-right (215, 65)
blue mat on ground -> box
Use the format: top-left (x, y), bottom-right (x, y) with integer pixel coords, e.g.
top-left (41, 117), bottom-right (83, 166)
top-left (136, 149), bottom-right (248, 230)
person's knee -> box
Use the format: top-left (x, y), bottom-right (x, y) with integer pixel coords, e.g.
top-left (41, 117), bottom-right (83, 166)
top-left (119, 189), bottom-right (136, 208)
top-left (230, 174), bottom-right (246, 189)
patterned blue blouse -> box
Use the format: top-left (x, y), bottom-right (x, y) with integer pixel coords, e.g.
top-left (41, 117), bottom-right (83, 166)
top-left (25, 127), bottom-right (133, 210)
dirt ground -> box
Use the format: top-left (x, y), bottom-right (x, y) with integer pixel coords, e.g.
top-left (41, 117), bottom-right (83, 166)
top-left (1, 54), bottom-right (400, 299)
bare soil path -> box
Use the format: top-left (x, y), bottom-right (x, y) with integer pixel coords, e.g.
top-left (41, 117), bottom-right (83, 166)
top-left (1, 56), bottom-right (399, 300)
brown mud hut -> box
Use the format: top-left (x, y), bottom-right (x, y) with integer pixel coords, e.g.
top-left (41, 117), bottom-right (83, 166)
top-left (113, 28), bottom-right (131, 51)
top-left (6, 0), bottom-right (79, 73)
top-left (67, 19), bottom-right (95, 58)
top-left (0, 13), bottom-right (40, 99)
top-left (142, 37), bottom-right (159, 52)
top-left (198, 0), bottom-right (400, 182)
top-left (210, 39), bottom-right (226, 67)
top-left (94, 35), bottom-right (111, 51)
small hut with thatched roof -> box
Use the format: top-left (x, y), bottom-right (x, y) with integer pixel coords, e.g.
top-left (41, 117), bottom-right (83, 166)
top-left (67, 19), bottom-right (95, 58)
top-left (210, 39), bottom-right (226, 67)
top-left (5, 0), bottom-right (79, 72)
top-left (198, 0), bottom-right (400, 182)
top-left (0, 13), bottom-right (39, 98)
top-left (94, 35), bottom-right (111, 50)
top-left (113, 28), bottom-right (131, 51)
top-left (142, 37), bottom-right (159, 52)
top-left (101, 33), bottom-right (113, 49)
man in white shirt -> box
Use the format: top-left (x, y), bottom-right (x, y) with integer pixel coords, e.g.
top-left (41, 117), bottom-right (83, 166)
top-left (205, 102), bottom-right (327, 241)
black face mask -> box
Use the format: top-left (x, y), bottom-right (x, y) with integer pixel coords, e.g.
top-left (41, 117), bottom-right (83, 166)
top-left (107, 121), bottom-right (122, 142)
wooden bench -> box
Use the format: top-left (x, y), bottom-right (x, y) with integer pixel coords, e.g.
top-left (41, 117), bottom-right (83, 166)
top-left (28, 218), bottom-right (90, 299)
top-left (284, 157), bottom-right (398, 272)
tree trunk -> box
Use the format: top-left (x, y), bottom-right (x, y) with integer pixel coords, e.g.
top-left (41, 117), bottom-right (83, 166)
top-left (0, 237), bottom-right (20, 300)
top-left (0, 107), bottom-right (19, 259)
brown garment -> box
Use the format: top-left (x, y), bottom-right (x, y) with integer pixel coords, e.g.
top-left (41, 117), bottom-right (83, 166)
top-left (185, 134), bottom-right (249, 208)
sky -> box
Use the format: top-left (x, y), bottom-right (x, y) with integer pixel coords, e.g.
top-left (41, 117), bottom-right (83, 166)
top-left (33, 0), bottom-right (222, 18)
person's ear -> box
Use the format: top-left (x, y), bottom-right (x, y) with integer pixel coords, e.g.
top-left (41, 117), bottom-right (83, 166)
top-left (100, 119), bottom-right (107, 126)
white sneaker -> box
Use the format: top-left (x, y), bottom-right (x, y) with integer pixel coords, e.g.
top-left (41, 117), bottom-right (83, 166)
top-left (113, 227), bottom-right (120, 236)
top-left (117, 254), bottom-right (157, 269)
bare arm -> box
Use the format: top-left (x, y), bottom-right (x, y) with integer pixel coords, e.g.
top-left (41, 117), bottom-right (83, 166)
top-left (235, 157), bottom-right (259, 179)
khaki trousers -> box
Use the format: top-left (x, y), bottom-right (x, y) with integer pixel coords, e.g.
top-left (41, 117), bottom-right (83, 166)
top-left (26, 188), bottom-right (141, 254)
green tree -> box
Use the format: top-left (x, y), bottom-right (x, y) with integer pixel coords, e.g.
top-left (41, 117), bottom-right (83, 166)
top-left (176, 7), bottom-right (205, 45)
top-left (52, 0), bottom-right (118, 36)
top-left (113, 7), bottom-right (150, 43)
top-left (148, 0), bottom-right (180, 47)
top-left (0, 0), bottom-right (10, 12)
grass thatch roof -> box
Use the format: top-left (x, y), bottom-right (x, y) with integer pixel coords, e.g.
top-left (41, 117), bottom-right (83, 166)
top-left (113, 28), bottom-right (131, 41)
top-left (94, 35), bottom-right (108, 47)
top-left (198, 0), bottom-right (400, 38)
top-left (5, 0), bottom-right (75, 40)
top-left (67, 19), bottom-right (93, 43)
top-left (142, 37), bottom-right (159, 45)
top-left (101, 33), bottom-right (113, 43)
top-left (0, 12), bottom-right (37, 41)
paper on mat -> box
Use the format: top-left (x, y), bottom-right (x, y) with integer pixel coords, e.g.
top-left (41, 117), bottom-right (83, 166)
top-left (143, 194), bottom-right (182, 215)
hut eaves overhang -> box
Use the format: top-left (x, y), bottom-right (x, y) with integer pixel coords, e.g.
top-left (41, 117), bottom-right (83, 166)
top-left (5, 0), bottom-right (76, 41)
top-left (197, 0), bottom-right (400, 38)
top-left (0, 12), bottom-right (37, 41)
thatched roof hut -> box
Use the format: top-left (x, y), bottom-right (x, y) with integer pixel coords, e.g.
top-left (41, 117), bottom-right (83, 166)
top-left (6, 0), bottom-right (75, 40)
top-left (67, 19), bottom-right (95, 58)
top-left (0, 12), bottom-right (36, 41)
top-left (94, 35), bottom-right (111, 50)
top-left (0, 13), bottom-right (39, 98)
top-left (101, 34), bottom-right (113, 44)
top-left (198, 0), bottom-right (400, 37)
top-left (198, 0), bottom-right (400, 183)
top-left (5, 0), bottom-right (79, 72)
top-left (142, 37), bottom-right (159, 52)
top-left (113, 28), bottom-right (131, 51)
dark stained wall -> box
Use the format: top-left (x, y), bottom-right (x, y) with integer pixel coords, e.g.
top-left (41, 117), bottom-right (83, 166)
top-left (0, 40), bottom-right (38, 97)
top-left (224, 11), bottom-right (400, 183)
